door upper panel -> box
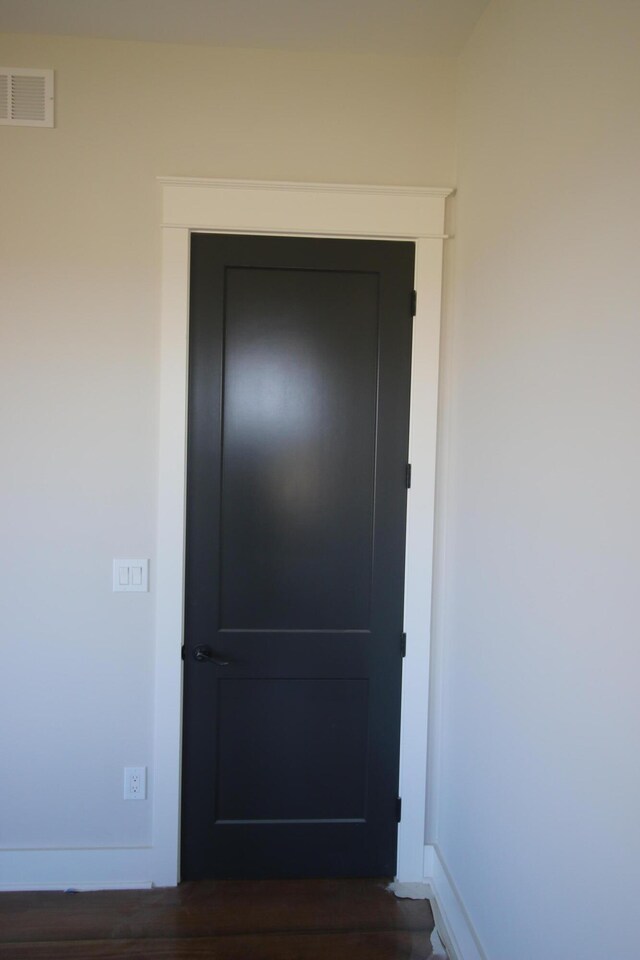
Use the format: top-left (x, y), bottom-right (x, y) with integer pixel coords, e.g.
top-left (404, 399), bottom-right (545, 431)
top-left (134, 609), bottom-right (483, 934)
top-left (220, 266), bottom-right (379, 632)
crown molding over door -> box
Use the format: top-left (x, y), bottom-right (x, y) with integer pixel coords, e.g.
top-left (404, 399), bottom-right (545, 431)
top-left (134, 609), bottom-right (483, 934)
top-left (152, 177), bottom-right (453, 887)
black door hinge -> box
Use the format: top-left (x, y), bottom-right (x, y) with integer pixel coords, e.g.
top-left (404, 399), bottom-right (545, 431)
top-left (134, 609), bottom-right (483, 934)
top-left (181, 645), bottom-right (185, 660)
top-left (406, 463), bottom-right (412, 488)
top-left (401, 633), bottom-right (407, 658)
top-left (411, 290), bottom-right (417, 316)
top-left (396, 797), bottom-right (402, 822)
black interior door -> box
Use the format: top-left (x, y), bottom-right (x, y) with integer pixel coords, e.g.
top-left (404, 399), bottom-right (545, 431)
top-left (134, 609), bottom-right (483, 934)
top-left (182, 233), bottom-right (414, 879)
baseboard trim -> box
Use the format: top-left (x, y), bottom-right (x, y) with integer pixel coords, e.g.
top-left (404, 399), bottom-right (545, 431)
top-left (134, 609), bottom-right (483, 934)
top-left (423, 844), bottom-right (488, 960)
top-left (0, 846), bottom-right (160, 892)
top-left (0, 881), bottom-right (153, 892)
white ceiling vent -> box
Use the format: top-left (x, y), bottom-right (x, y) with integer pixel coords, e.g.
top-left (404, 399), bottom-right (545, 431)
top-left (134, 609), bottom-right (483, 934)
top-left (0, 68), bottom-right (54, 127)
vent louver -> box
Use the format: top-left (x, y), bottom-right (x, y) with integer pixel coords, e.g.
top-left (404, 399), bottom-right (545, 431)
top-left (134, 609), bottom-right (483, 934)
top-left (0, 68), bottom-right (54, 127)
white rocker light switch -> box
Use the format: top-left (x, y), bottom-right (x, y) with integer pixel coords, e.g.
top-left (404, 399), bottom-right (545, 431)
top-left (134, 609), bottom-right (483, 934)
top-left (113, 559), bottom-right (149, 592)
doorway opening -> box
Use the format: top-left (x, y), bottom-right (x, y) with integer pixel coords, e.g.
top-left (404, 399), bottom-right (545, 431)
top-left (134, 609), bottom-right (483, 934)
top-left (154, 177), bottom-right (449, 888)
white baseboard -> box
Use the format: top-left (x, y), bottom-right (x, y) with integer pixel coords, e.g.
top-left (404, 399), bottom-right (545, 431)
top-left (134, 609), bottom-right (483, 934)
top-left (423, 844), bottom-right (488, 960)
top-left (0, 846), bottom-right (159, 892)
top-left (0, 880), bottom-right (153, 891)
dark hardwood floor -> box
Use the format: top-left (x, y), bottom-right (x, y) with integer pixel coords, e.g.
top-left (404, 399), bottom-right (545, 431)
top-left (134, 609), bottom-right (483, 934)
top-left (0, 879), bottom-right (436, 959)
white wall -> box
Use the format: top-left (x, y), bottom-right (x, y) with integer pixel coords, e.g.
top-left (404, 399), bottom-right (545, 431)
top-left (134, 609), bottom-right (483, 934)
top-left (431, 1), bottom-right (640, 957)
top-left (0, 31), bottom-right (456, 872)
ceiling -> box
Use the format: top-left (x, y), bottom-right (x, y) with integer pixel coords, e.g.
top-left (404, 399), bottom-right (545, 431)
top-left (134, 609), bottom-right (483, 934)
top-left (0, 0), bottom-right (489, 57)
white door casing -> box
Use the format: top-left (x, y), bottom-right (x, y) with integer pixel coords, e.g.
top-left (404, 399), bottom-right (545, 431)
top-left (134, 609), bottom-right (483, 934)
top-left (152, 177), bottom-right (452, 886)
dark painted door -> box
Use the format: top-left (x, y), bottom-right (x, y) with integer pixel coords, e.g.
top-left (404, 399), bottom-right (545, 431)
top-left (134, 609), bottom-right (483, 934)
top-left (182, 233), bottom-right (414, 880)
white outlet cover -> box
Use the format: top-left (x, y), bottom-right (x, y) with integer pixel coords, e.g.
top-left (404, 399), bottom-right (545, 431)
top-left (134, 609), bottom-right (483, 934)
top-left (124, 766), bottom-right (147, 800)
top-left (113, 559), bottom-right (149, 592)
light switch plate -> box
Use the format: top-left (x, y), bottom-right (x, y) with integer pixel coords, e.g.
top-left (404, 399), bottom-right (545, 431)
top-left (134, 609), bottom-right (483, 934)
top-left (113, 559), bottom-right (149, 592)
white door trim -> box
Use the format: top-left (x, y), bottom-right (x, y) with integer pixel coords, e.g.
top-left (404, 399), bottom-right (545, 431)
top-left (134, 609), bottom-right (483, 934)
top-left (153, 177), bottom-right (452, 886)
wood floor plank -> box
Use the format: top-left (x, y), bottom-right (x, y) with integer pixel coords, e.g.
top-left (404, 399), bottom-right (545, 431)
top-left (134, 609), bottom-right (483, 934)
top-left (0, 880), bottom-right (433, 944)
top-left (0, 929), bottom-right (432, 960)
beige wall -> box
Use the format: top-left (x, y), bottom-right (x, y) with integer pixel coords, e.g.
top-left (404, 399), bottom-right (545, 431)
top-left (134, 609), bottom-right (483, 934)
top-left (433, 0), bottom-right (640, 956)
top-left (0, 32), bottom-right (456, 852)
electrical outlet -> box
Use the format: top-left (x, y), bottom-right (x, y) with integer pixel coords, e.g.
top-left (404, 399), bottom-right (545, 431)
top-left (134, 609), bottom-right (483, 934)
top-left (124, 766), bottom-right (147, 800)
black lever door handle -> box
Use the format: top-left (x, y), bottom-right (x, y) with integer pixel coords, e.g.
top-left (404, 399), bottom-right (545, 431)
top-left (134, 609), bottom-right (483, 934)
top-left (193, 645), bottom-right (230, 666)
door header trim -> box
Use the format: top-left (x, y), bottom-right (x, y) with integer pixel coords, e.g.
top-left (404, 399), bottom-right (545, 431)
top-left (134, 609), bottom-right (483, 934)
top-left (158, 175), bottom-right (453, 197)
top-left (159, 176), bottom-right (453, 237)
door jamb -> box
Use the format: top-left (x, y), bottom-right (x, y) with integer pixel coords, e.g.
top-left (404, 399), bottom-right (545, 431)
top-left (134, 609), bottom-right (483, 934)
top-left (153, 177), bottom-right (452, 886)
